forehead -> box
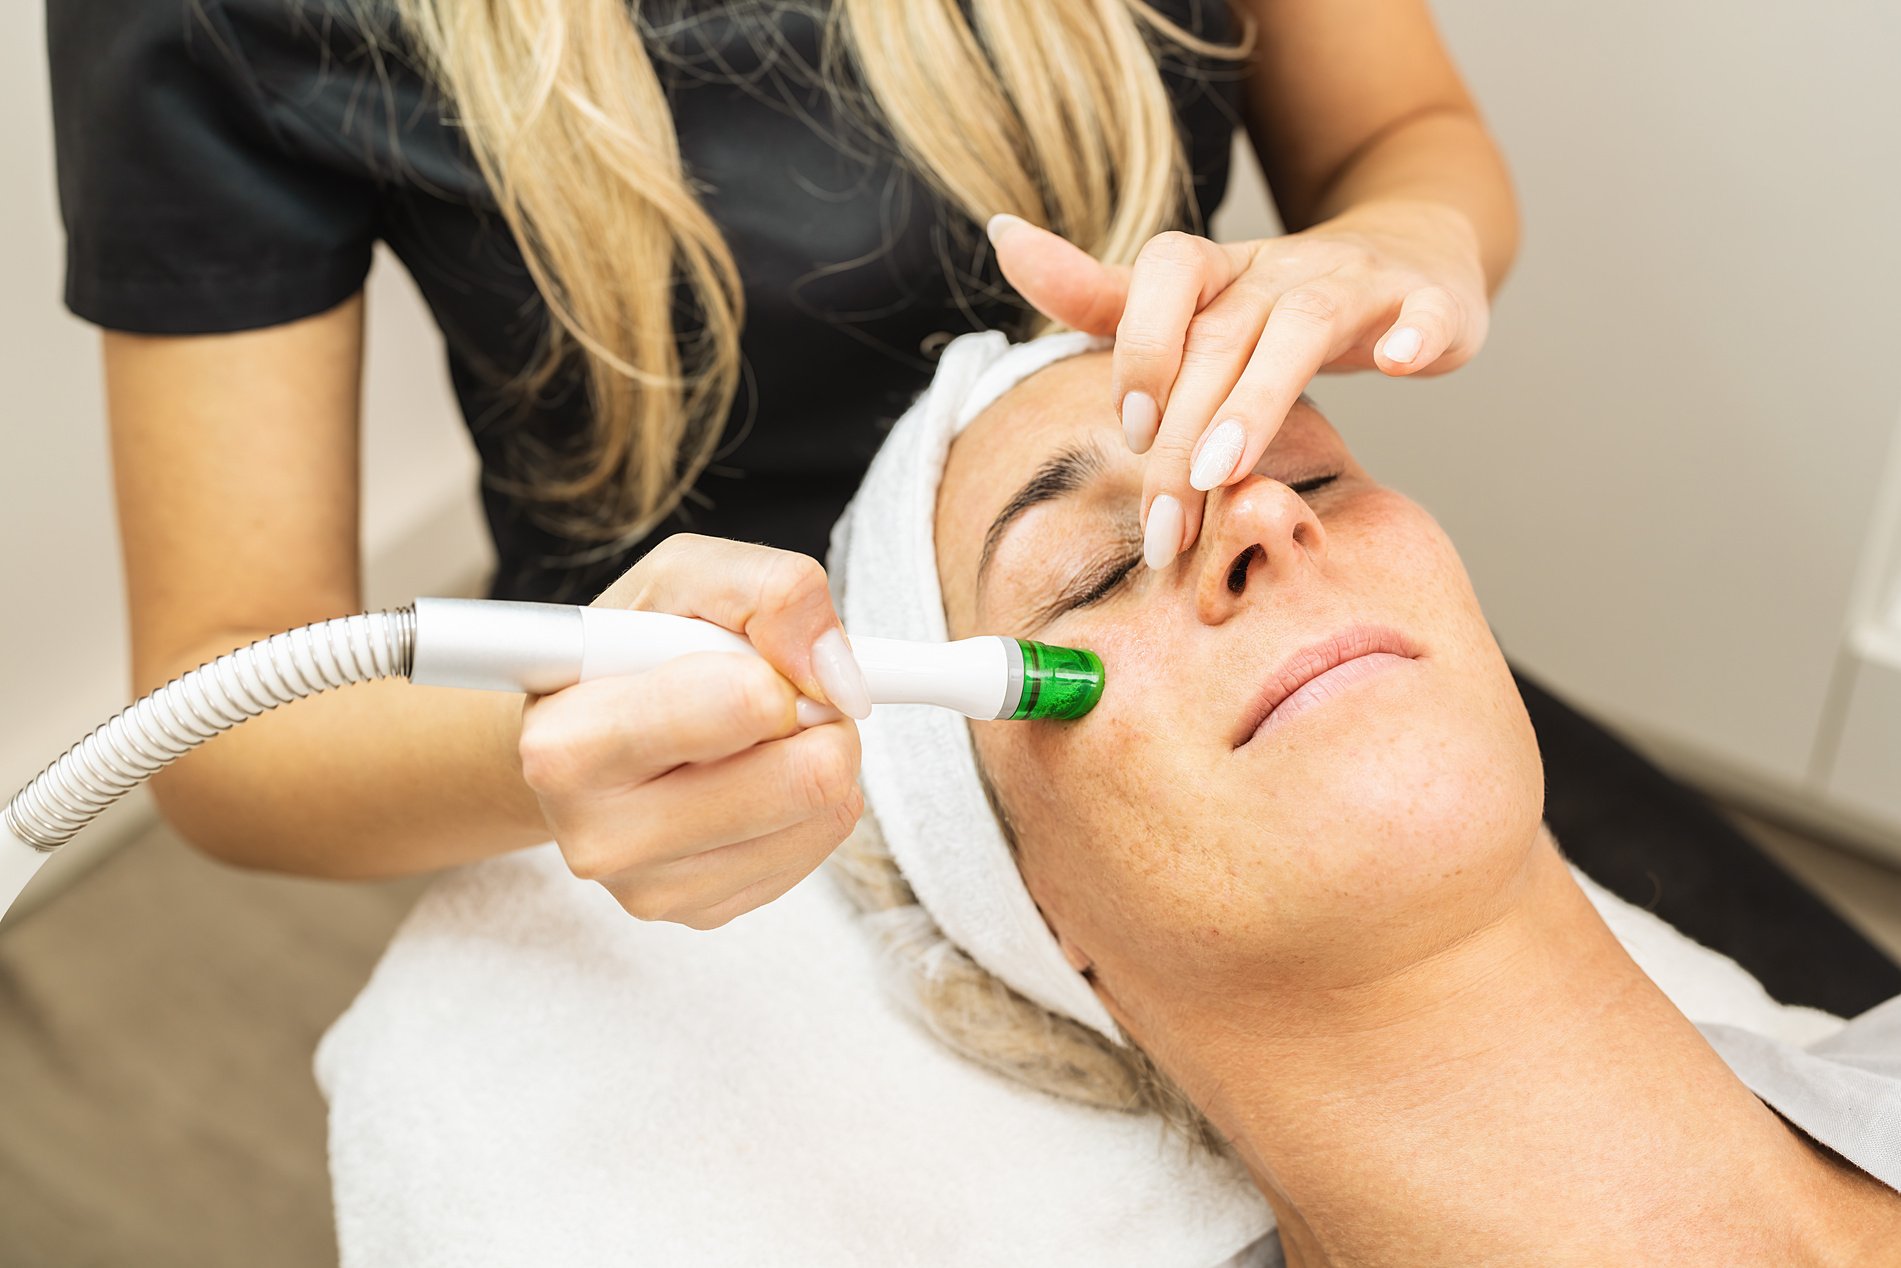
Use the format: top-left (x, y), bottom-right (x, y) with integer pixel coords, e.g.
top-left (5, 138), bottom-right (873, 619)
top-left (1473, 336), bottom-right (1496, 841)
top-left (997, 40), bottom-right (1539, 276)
top-left (951, 352), bottom-right (1118, 490)
top-left (935, 353), bottom-right (1116, 623)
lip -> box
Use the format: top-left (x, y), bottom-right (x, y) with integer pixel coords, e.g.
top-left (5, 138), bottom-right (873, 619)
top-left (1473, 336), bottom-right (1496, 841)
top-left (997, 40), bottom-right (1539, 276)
top-left (1230, 625), bottom-right (1422, 749)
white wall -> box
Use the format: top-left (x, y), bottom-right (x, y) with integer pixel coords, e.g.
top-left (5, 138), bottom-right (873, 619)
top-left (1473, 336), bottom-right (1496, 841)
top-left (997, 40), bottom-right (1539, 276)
top-left (1212, 0), bottom-right (1901, 853)
top-left (1, 0), bottom-right (487, 909)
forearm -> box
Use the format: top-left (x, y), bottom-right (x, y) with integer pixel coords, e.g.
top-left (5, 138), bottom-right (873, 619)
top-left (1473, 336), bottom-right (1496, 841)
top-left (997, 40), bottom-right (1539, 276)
top-left (149, 633), bottom-right (548, 877)
top-left (1302, 107), bottom-right (1519, 296)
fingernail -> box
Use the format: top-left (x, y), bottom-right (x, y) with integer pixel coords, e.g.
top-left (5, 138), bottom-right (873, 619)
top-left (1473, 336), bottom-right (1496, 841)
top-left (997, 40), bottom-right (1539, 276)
top-left (1384, 327), bottom-right (1423, 365)
top-left (796, 697), bottom-right (846, 728)
top-left (811, 627), bottom-right (872, 720)
top-left (1120, 391), bottom-right (1160, 454)
top-left (985, 213), bottom-right (1028, 248)
top-left (1143, 494), bottom-right (1184, 570)
top-left (1188, 419), bottom-right (1246, 491)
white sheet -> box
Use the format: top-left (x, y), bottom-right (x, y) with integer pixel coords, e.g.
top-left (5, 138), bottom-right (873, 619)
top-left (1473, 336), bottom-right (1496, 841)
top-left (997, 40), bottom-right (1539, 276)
top-left (319, 837), bottom-right (1880, 1266)
top-left (318, 844), bottom-right (1273, 1268)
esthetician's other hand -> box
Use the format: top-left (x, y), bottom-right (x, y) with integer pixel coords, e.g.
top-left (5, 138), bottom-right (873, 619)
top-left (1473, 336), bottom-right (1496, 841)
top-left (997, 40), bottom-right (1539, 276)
top-left (518, 535), bottom-right (869, 929)
top-left (989, 202), bottom-right (1488, 566)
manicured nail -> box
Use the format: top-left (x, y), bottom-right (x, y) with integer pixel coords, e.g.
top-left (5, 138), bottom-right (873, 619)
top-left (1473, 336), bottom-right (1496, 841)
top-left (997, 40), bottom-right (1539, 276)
top-left (1384, 326), bottom-right (1423, 365)
top-left (985, 213), bottom-right (1028, 248)
top-left (1143, 494), bottom-right (1184, 570)
top-left (1121, 391), bottom-right (1160, 454)
top-left (811, 628), bottom-right (872, 719)
top-left (1189, 419), bottom-right (1247, 491)
top-left (795, 697), bottom-right (846, 728)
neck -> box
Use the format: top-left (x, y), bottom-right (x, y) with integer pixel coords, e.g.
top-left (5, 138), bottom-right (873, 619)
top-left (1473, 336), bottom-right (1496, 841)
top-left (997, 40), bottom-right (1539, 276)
top-left (1127, 832), bottom-right (1893, 1266)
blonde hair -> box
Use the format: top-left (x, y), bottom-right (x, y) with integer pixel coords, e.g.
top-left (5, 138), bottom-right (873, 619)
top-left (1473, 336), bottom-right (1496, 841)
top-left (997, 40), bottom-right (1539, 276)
top-left (383, 0), bottom-right (1247, 551)
top-left (828, 800), bottom-right (1225, 1156)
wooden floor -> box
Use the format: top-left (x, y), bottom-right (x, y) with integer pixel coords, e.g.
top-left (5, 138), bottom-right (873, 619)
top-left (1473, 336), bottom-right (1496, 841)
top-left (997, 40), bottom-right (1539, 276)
top-left (0, 826), bottom-right (426, 1267)
top-left (0, 810), bottom-right (1896, 1265)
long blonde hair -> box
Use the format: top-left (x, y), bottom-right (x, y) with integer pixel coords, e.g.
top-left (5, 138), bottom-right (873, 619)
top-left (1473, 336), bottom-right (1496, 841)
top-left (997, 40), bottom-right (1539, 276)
top-left (384, 0), bottom-right (1246, 548)
top-left (828, 800), bottom-right (1226, 1155)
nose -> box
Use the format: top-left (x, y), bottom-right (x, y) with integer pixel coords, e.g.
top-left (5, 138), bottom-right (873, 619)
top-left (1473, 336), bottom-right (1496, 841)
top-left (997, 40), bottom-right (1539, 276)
top-left (1192, 474), bottom-right (1329, 623)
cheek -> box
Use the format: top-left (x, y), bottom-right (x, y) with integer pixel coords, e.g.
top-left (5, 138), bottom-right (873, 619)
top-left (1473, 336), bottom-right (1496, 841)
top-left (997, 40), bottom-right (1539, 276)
top-left (971, 688), bottom-right (1201, 955)
top-left (1342, 493), bottom-right (1471, 618)
top-left (1307, 497), bottom-right (1546, 918)
top-left (1341, 492), bottom-right (1508, 683)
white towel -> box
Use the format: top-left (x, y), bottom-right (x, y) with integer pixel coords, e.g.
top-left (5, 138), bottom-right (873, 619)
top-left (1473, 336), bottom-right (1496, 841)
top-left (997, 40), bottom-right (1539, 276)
top-left (317, 844), bottom-right (1278, 1268)
top-left (317, 841), bottom-right (1860, 1266)
top-left (830, 328), bottom-right (1121, 1041)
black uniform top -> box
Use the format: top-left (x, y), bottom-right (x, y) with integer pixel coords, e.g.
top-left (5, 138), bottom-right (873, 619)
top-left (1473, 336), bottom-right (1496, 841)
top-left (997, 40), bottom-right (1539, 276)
top-left (49, 0), bottom-right (1242, 602)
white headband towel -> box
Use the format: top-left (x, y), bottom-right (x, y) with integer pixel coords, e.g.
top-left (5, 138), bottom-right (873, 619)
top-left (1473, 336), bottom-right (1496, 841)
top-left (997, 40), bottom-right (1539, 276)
top-left (829, 329), bottom-right (1121, 1041)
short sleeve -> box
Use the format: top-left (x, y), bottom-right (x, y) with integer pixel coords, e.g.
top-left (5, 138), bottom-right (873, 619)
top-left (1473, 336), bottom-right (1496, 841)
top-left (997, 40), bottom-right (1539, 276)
top-left (48, 0), bottom-right (377, 334)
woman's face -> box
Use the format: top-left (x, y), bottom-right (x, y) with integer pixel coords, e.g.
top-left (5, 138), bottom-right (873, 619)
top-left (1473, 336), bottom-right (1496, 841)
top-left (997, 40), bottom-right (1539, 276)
top-left (934, 352), bottom-right (1544, 1021)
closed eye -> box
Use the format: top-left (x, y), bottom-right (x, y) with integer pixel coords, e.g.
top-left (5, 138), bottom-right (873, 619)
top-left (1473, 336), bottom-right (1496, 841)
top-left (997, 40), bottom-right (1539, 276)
top-left (1056, 473), bottom-right (1340, 616)
top-left (1058, 540), bottom-right (1143, 613)
top-left (1288, 473), bottom-right (1339, 497)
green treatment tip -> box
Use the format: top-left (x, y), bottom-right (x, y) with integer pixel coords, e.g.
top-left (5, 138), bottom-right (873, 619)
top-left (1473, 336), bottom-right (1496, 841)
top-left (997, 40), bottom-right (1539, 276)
top-left (1010, 639), bottom-right (1105, 720)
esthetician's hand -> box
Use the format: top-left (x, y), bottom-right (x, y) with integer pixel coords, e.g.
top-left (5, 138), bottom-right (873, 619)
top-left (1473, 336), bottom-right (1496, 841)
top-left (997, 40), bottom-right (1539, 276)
top-left (517, 535), bottom-right (869, 929)
top-left (988, 201), bottom-right (1489, 566)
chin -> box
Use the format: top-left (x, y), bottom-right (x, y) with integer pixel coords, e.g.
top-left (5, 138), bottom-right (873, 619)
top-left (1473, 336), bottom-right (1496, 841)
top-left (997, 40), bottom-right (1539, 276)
top-left (1214, 705), bottom-right (1545, 971)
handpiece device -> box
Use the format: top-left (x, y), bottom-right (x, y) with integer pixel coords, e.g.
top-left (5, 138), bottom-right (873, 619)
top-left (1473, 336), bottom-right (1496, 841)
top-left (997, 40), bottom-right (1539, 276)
top-left (0, 598), bottom-right (1104, 916)
top-left (405, 599), bottom-right (1103, 720)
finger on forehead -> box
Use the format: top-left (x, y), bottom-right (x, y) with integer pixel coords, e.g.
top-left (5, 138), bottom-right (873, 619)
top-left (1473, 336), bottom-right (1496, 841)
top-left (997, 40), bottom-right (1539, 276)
top-left (1135, 281), bottom-right (1278, 558)
top-left (1219, 287), bottom-right (1364, 469)
top-left (1140, 281), bottom-right (1276, 506)
top-left (1113, 234), bottom-right (1255, 409)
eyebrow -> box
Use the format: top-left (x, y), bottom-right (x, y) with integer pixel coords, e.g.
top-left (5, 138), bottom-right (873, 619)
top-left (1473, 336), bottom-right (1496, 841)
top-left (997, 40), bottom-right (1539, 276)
top-left (975, 439), bottom-right (1109, 597)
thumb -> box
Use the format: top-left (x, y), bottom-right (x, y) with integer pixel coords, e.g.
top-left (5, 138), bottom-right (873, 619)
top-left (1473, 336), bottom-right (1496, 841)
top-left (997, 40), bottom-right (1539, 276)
top-left (987, 214), bottom-right (1130, 335)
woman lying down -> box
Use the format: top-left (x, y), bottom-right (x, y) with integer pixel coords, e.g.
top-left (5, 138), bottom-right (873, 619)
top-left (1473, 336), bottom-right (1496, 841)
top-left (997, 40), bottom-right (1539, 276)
top-left (320, 332), bottom-right (1901, 1268)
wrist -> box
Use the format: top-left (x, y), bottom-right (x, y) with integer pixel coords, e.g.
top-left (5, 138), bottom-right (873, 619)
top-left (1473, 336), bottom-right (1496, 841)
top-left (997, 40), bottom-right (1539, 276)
top-left (490, 690), bottom-right (556, 841)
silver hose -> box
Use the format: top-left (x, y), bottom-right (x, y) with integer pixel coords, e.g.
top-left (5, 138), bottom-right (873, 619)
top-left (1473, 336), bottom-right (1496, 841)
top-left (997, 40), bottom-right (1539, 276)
top-left (1, 607), bottom-right (416, 854)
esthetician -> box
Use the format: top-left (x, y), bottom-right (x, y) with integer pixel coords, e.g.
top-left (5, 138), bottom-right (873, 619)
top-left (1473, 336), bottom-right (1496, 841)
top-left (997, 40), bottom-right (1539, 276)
top-left (46, 0), bottom-right (1884, 990)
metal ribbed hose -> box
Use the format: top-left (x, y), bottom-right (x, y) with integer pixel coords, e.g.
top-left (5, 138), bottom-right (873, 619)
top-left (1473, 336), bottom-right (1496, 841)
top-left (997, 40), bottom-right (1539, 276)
top-left (2, 607), bottom-right (415, 853)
